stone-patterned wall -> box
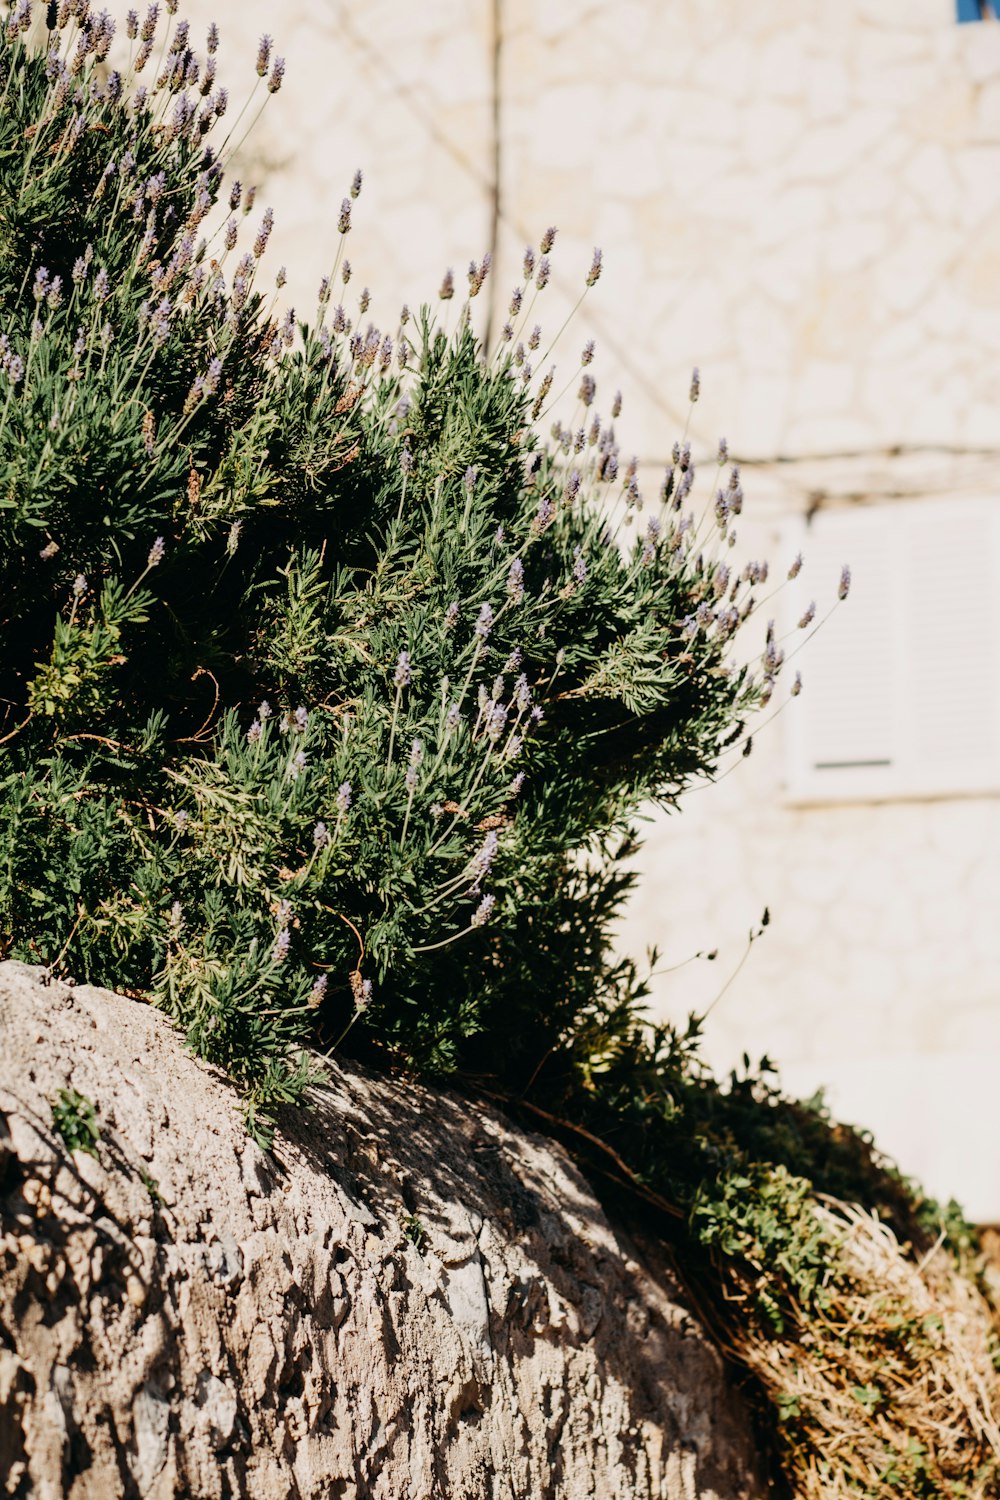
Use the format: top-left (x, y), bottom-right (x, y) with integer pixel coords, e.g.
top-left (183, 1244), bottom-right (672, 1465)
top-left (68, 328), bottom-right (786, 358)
top-left (175, 0), bottom-right (1000, 1214)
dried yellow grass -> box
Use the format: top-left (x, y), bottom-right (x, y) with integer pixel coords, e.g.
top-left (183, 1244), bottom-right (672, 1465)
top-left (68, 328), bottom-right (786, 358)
top-left (730, 1199), bottom-right (1000, 1498)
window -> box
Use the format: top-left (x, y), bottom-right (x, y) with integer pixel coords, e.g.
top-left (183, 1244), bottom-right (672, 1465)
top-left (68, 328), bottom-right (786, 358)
top-left (957, 0), bottom-right (1000, 21)
top-left (784, 497), bottom-right (1000, 803)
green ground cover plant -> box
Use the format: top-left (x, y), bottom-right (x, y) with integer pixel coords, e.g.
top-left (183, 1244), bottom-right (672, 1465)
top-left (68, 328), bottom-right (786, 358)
top-left (0, 4), bottom-right (996, 1494)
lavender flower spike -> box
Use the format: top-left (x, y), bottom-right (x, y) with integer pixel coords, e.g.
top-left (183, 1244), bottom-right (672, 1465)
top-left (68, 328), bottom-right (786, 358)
top-left (469, 829), bottom-right (499, 885)
top-left (475, 602), bottom-right (494, 641)
top-left (471, 893), bottom-right (496, 928)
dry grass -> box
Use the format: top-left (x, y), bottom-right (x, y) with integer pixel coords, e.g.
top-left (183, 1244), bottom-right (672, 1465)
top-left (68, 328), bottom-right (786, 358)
top-left (729, 1200), bottom-right (1000, 1498)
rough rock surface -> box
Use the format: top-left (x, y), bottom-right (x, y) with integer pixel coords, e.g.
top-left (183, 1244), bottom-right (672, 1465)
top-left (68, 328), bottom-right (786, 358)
top-left (0, 961), bottom-right (764, 1499)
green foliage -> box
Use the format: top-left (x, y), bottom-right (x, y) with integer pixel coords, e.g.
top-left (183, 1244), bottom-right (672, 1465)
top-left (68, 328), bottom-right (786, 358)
top-left (139, 1165), bottom-right (161, 1206)
top-left (402, 1214), bottom-right (427, 1253)
top-left (51, 1086), bottom-right (99, 1157)
top-left (0, 2), bottom-right (782, 1140)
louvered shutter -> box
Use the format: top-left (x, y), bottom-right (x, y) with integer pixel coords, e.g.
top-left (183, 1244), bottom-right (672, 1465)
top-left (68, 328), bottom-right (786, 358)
top-left (785, 498), bottom-right (1000, 802)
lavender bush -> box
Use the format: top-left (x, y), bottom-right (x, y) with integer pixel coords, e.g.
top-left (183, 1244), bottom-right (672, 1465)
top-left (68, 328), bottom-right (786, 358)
top-left (0, 0), bottom-right (819, 1137)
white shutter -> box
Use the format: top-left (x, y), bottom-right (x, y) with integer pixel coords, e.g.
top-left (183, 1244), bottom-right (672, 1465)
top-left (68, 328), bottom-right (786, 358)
top-left (785, 497), bottom-right (1000, 803)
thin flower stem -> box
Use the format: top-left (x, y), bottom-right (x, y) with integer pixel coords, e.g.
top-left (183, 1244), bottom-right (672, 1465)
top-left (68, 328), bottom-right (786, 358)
top-left (412, 920), bottom-right (479, 954)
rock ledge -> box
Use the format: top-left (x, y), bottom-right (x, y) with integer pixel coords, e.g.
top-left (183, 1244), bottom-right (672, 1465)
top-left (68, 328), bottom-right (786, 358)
top-left (0, 961), bottom-right (762, 1498)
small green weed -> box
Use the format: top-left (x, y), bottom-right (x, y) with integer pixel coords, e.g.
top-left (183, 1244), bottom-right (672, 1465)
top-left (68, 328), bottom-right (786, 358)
top-left (51, 1087), bottom-right (100, 1158)
top-left (139, 1166), bottom-right (162, 1207)
top-left (402, 1214), bottom-right (427, 1253)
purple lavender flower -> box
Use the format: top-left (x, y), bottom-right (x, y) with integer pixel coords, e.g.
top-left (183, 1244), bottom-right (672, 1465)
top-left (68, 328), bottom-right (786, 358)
top-left (267, 57), bottom-right (285, 93)
top-left (394, 650), bottom-right (411, 688)
top-left (446, 703), bottom-right (461, 732)
top-left (509, 771), bottom-right (525, 797)
top-left (313, 821), bottom-right (329, 849)
top-left (255, 33), bottom-right (272, 76)
top-left (586, 247), bottom-right (602, 287)
top-left (247, 718), bottom-right (262, 744)
top-left (336, 782), bottom-right (352, 813)
top-left (289, 749), bottom-right (307, 779)
top-left (689, 366), bottom-right (700, 403)
top-left (150, 297), bottom-right (171, 346)
top-left (486, 703), bottom-right (508, 742)
top-left (838, 564), bottom-right (851, 601)
top-left (272, 927), bottom-right (290, 963)
top-left (147, 536), bottom-right (165, 568)
top-left (258, 700), bottom-right (272, 720)
top-left (72, 574), bottom-right (87, 597)
top-left (475, 603), bottom-right (494, 641)
top-left (308, 974), bottom-right (328, 1006)
top-left (444, 601), bottom-right (460, 629)
top-left (253, 207), bottom-right (273, 258)
top-left (469, 829), bottom-right (499, 885)
top-left (572, 547), bottom-right (587, 585)
top-left (471, 894), bottom-right (495, 928)
top-left (203, 357), bottom-right (222, 396)
top-left (533, 495), bottom-right (555, 535)
top-left (506, 558), bottom-right (524, 604)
